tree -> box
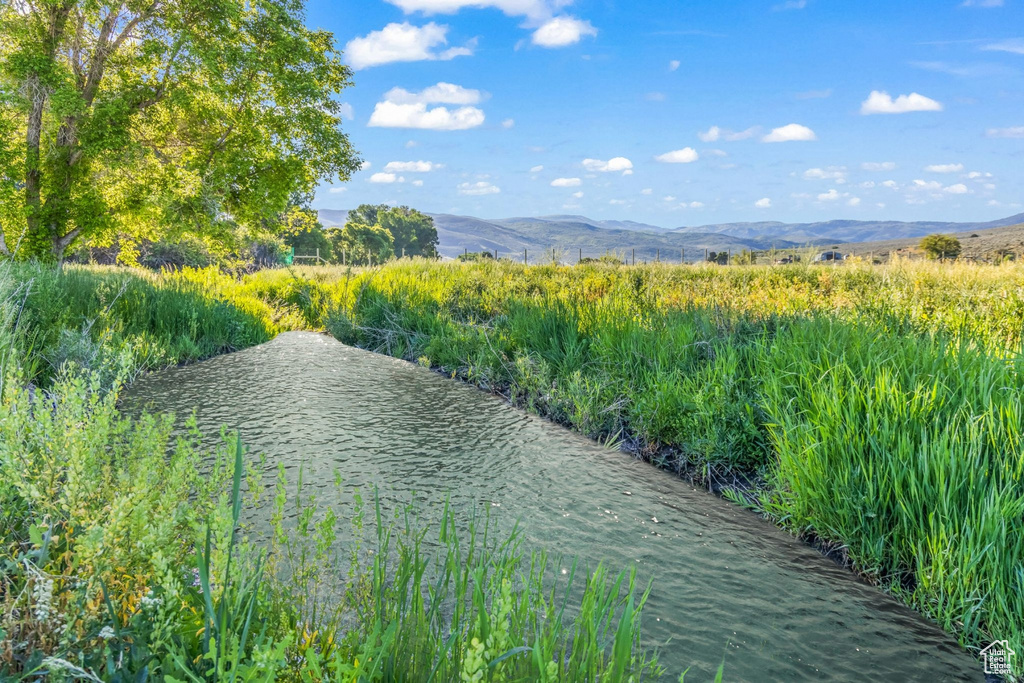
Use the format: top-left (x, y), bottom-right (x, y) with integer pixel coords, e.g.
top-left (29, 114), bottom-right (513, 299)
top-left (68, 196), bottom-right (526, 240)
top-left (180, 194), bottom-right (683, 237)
top-left (346, 204), bottom-right (437, 258)
top-left (281, 206), bottom-right (331, 262)
top-left (0, 0), bottom-right (360, 261)
top-left (329, 222), bottom-right (394, 265)
top-left (919, 234), bottom-right (962, 261)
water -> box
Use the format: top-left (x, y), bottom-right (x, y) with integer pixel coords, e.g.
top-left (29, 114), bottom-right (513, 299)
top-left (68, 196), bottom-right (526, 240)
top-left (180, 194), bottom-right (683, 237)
top-left (122, 332), bottom-right (981, 681)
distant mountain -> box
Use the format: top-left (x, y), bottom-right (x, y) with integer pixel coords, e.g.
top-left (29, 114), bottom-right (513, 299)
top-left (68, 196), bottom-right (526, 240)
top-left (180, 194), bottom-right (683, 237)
top-left (313, 208), bottom-right (1024, 262)
top-left (672, 213), bottom-right (1024, 245)
top-left (315, 209), bottom-right (798, 262)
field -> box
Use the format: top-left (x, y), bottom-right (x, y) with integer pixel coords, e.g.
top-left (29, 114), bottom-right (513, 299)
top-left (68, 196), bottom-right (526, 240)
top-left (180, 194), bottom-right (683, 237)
top-left (237, 258), bottom-right (1024, 664)
top-left (0, 263), bottom-right (664, 681)
top-left (2, 258), bottom-right (1022, 680)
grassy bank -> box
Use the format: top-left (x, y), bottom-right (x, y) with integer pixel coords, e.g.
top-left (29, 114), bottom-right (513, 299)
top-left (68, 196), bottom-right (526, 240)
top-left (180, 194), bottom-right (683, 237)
top-left (0, 263), bottom-right (666, 681)
top-left (234, 259), bottom-right (1023, 665)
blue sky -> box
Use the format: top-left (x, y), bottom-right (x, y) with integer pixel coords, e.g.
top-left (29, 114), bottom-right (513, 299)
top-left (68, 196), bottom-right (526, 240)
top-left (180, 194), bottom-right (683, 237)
top-left (309, 0), bottom-right (1024, 227)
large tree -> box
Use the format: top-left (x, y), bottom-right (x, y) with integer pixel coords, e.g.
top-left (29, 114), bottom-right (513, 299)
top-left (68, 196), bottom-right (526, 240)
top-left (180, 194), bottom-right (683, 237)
top-left (0, 0), bottom-right (360, 261)
top-left (347, 204), bottom-right (437, 258)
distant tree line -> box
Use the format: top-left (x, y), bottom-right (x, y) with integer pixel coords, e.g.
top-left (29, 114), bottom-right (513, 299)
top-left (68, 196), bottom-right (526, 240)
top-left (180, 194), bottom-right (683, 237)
top-left (283, 204), bottom-right (438, 266)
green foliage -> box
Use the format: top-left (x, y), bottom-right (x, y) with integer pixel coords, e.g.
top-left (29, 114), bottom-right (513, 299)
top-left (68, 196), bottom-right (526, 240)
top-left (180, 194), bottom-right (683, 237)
top-left (253, 258), bottom-right (1024, 661)
top-left (919, 234), bottom-right (962, 260)
top-left (282, 207), bottom-right (332, 262)
top-left (0, 0), bottom-right (360, 260)
top-left (329, 222), bottom-right (395, 265)
top-left (343, 204), bottom-right (438, 259)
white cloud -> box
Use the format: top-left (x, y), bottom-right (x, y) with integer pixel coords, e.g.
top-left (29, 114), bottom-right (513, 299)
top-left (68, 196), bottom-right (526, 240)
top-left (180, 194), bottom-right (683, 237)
top-left (862, 161), bottom-right (896, 171)
top-left (571, 191), bottom-right (584, 198)
top-left (458, 181), bottom-right (500, 195)
top-left (532, 16), bottom-right (597, 47)
top-left (383, 82), bottom-right (484, 105)
top-left (663, 195), bottom-right (676, 202)
top-left (818, 189), bottom-right (841, 201)
top-left (609, 199), bottom-right (627, 205)
top-left (860, 90), bottom-right (943, 115)
top-left (369, 83), bottom-right (486, 130)
top-left (687, 201), bottom-right (704, 208)
top-left (551, 177), bottom-right (582, 187)
top-left (655, 147), bottom-right (699, 163)
top-left (982, 39), bottom-right (1024, 54)
top-left (698, 126), bottom-right (720, 142)
top-left (755, 198), bottom-right (772, 208)
top-left (944, 183), bottom-right (970, 194)
top-left (762, 123), bottom-right (817, 142)
top-left (502, 118), bottom-right (515, 128)
top-left (803, 167), bottom-right (847, 181)
top-left (328, 187), bottom-right (347, 193)
top-left (360, 161), bottom-right (372, 170)
top-left (405, 140), bottom-right (419, 148)
top-left (912, 179), bottom-right (943, 190)
top-left (962, 0), bottom-right (1004, 6)
top-left (847, 197), bottom-right (861, 207)
top-left (530, 165), bottom-right (544, 173)
top-left (411, 179), bottom-right (424, 187)
top-left (882, 180), bottom-right (899, 189)
top-left (384, 160), bottom-right (443, 172)
top-left (339, 103), bottom-right (355, 120)
top-left (345, 23), bottom-right (474, 70)
top-left (641, 188), bottom-right (653, 195)
top-left (773, 0), bottom-right (807, 9)
top-left (924, 163), bottom-right (964, 173)
top-left (385, 0), bottom-right (560, 21)
top-left (369, 172), bottom-right (404, 183)
top-left (986, 126), bottom-right (1024, 138)
top-left (967, 171), bottom-right (993, 179)
top-left (582, 157), bottom-right (633, 173)
top-left (669, 59), bottom-right (681, 71)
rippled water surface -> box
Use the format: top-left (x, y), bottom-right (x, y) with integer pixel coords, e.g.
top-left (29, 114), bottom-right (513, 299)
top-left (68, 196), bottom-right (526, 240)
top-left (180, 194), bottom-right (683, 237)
top-left (122, 332), bottom-right (980, 681)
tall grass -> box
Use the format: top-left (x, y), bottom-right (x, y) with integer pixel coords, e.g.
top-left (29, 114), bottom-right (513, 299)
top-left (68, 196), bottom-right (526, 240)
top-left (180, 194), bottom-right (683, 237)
top-left (246, 259), bottom-right (1024, 663)
top-left (1, 263), bottom-right (671, 680)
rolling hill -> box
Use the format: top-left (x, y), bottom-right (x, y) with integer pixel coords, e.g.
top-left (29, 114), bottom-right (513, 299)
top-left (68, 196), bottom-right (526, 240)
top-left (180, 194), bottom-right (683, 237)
top-left (315, 208), bottom-right (1024, 262)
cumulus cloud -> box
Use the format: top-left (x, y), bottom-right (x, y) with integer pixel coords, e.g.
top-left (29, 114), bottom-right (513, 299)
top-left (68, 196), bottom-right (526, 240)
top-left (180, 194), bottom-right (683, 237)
top-left (328, 187), bottom-right (347, 193)
top-left (369, 172), bottom-right (403, 183)
top-left (860, 90), bottom-right (943, 115)
top-left (944, 183), bottom-right (970, 194)
top-left (924, 163), bottom-right (964, 173)
top-left (755, 198), bottom-right (772, 208)
top-left (582, 157), bottom-right (633, 173)
top-left (571, 191), bottom-right (584, 198)
top-left (502, 118), bottom-right (515, 128)
top-left (669, 59), bottom-right (681, 71)
top-left (986, 126), bottom-right (1024, 138)
top-left (687, 201), bottom-right (704, 208)
top-left (698, 126), bottom-right (720, 142)
top-left (411, 179), bottom-right (424, 187)
top-left (882, 180), bottom-right (899, 189)
top-left (862, 161), bottom-right (896, 171)
top-left (912, 179), bottom-right (943, 191)
top-left (655, 147), bottom-right (699, 163)
top-left (530, 165), bottom-right (544, 173)
top-left (458, 181), bottom-right (500, 195)
top-left (847, 197), bottom-right (861, 206)
top-left (369, 82), bottom-right (486, 130)
top-left (339, 103), bottom-right (355, 119)
top-left (384, 160), bottom-right (443, 172)
top-left (641, 188), bottom-right (653, 195)
top-left (803, 167), bottom-right (847, 182)
top-left (818, 189), bottom-right (841, 201)
top-left (345, 22), bottom-right (474, 70)
top-left (663, 195), bottom-right (676, 202)
top-left (762, 123), bottom-right (817, 142)
top-left (532, 16), bottom-right (597, 47)
top-left (551, 177), bottom-right (582, 187)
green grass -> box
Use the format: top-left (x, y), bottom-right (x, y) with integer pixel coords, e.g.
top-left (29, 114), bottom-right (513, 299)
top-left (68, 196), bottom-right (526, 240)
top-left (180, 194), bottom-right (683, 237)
top-left (240, 258), bottom-right (1024, 664)
top-left (0, 262), bottom-right (670, 681)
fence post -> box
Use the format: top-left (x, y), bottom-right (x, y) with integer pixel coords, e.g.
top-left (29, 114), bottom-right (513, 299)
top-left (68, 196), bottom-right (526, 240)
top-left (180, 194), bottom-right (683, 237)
top-left (524, 249), bottom-right (527, 265)
top-left (579, 247), bottom-right (582, 263)
top-left (632, 248), bottom-right (635, 266)
top-left (705, 248), bottom-right (708, 262)
top-left (316, 247), bottom-right (320, 263)
top-left (656, 248), bottom-right (660, 262)
top-left (494, 249), bottom-right (498, 260)
top-left (681, 248), bottom-right (684, 264)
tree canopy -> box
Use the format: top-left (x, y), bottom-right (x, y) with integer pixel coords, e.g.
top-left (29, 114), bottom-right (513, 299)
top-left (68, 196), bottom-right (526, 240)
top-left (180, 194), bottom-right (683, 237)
top-left (0, 0), bottom-right (360, 261)
top-left (329, 222), bottom-right (394, 265)
top-left (347, 204), bottom-right (437, 259)
top-left (919, 234), bottom-right (962, 261)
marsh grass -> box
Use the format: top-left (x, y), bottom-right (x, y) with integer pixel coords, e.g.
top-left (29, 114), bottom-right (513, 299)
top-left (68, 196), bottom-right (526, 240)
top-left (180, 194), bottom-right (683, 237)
top-left (250, 259), bottom-right (1024, 664)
